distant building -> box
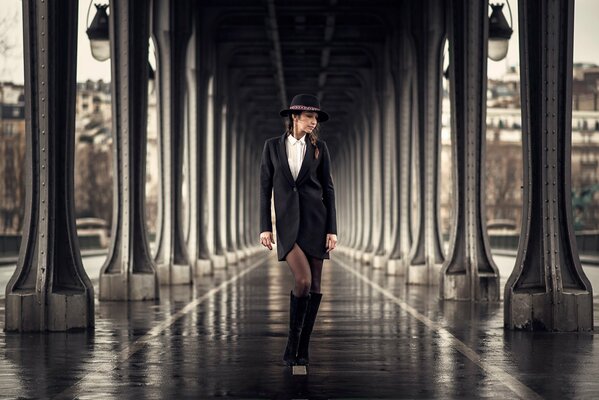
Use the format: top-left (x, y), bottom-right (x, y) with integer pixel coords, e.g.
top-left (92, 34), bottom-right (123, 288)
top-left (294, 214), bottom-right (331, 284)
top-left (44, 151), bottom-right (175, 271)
top-left (0, 82), bottom-right (26, 233)
top-left (440, 106), bottom-right (599, 234)
top-left (573, 63), bottom-right (599, 111)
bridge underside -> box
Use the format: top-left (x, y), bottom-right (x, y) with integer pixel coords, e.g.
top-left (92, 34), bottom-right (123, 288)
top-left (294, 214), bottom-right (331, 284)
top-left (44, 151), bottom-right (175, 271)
top-left (3, 0), bottom-right (593, 361)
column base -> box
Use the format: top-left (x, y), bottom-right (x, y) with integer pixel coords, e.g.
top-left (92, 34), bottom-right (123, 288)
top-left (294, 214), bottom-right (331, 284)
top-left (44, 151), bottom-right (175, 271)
top-left (235, 249), bottom-right (247, 262)
top-left (157, 263), bottom-right (192, 285)
top-left (442, 272), bottom-right (499, 301)
top-left (373, 254), bottom-right (387, 269)
top-left (211, 254), bottom-right (227, 269)
top-left (406, 263), bottom-right (442, 285)
top-left (361, 252), bottom-right (373, 265)
top-left (240, 248), bottom-right (250, 259)
top-left (386, 258), bottom-right (405, 276)
top-left (195, 259), bottom-right (213, 276)
top-left (6, 291), bottom-right (93, 332)
top-left (99, 272), bottom-right (158, 301)
top-left (505, 290), bottom-right (593, 331)
top-left (225, 251), bottom-right (238, 265)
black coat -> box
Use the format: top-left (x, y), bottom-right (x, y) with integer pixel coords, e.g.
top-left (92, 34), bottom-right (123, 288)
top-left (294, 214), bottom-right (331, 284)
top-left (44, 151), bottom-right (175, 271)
top-left (260, 132), bottom-right (337, 261)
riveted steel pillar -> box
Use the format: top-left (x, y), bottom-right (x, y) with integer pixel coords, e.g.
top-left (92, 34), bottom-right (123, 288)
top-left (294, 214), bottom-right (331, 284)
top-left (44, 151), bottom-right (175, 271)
top-left (360, 111), bottom-right (375, 263)
top-left (152, 0), bottom-right (193, 284)
top-left (224, 106), bottom-right (239, 266)
top-left (407, 0), bottom-right (446, 285)
top-left (99, 0), bottom-right (159, 301)
top-left (337, 144), bottom-right (348, 252)
top-left (387, 16), bottom-right (414, 276)
top-left (504, 0), bottom-right (593, 331)
top-left (5, 0), bottom-right (94, 331)
top-left (387, 8), bottom-right (414, 276)
top-left (373, 53), bottom-right (395, 269)
top-left (381, 69), bottom-right (398, 272)
top-left (357, 116), bottom-right (369, 261)
top-left (187, 15), bottom-right (213, 277)
top-left (189, 65), bottom-right (212, 276)
top-left (236, 125), bottom-right (249, 259)
top-left (210, 98), bottom-right (228, 269)
top-left (440, 0), bottom-right (500, 301)
top-left (345, 138), bottom-right (357, 252)
top-left (346, 127), bottom-right (357, 258)
top-left (371, 87), bottom-right (387, 268)
top-left (341, 144), bottom-right (352, 250)
top-left (351, 126), bottom-right (363, 260)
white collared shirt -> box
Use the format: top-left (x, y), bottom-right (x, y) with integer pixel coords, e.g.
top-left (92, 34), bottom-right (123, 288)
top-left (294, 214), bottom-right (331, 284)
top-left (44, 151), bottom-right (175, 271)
top-left (286, 133), bottom-right (307, 181)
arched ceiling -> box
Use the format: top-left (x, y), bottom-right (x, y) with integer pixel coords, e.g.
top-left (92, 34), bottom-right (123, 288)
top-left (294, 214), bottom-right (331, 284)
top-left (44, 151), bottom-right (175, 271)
top-left (200, 0), bottom-right (400, 151)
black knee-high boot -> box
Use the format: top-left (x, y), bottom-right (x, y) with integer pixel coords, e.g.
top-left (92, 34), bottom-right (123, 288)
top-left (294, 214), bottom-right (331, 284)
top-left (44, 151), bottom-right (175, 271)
top-left (283, 291), bottom-right (310, 366)
top-left (296, 292), bottom-right (322, 366)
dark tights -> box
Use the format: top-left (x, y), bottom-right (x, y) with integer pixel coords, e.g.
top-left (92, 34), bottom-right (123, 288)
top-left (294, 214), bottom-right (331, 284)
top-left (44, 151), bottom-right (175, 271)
top-left (285, 243), bottom-right (324, 297)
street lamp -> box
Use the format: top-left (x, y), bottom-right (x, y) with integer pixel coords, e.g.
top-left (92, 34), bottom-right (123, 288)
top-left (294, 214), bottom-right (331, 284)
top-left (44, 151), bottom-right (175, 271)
top-left (86, 3), bottom-right (110, 62)
top-left (488, 2), bottom-right (513, 62)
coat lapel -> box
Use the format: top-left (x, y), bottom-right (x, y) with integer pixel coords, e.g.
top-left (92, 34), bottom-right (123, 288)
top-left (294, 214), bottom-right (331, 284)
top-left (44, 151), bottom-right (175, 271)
top-left (295, 139), bottom-right (313, 185)
top-left (277, 132), bottom-right (314, 186)
top-left (278, 132), bottom-right (295, 185)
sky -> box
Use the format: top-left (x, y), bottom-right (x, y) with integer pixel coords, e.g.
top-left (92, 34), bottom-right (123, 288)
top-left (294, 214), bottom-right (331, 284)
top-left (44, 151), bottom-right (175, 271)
top-left (0, 0), bottom-right (598, 83)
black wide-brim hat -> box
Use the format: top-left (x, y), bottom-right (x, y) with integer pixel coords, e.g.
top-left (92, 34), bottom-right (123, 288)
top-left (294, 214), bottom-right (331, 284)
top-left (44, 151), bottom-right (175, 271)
top-left (280, 93), bottom-right (329, 122)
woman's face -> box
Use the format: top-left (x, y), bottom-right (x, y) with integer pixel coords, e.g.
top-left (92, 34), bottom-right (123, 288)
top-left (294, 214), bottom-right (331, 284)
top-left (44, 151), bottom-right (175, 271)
top-left (293, 111), bottom-right (318, 135)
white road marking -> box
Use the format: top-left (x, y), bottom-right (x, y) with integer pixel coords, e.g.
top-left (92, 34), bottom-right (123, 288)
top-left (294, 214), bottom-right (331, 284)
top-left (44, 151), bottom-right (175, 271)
top-left (53, 256), bottom-right (265, 400)
top-left (334, 258), bottom-right (544, 400)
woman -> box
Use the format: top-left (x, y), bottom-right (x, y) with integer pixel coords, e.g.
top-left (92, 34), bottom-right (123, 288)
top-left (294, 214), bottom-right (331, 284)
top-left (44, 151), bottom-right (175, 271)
top-left (259, 93), bottom-right (338, 367)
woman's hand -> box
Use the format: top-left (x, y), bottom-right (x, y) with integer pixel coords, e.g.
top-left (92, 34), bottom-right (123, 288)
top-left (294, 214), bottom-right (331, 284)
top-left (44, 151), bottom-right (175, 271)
top-left (260, 231), bottom-right (275, 250)
top-left (326, 233), bottom-right (337, 253)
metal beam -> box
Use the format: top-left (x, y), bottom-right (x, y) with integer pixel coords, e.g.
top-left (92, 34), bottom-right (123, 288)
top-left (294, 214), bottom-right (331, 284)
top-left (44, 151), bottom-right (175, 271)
top-left (266, 0), bottom-right (287, 107)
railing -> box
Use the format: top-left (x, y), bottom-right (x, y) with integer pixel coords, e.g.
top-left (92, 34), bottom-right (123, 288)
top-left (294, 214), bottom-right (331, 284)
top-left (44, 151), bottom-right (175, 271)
top-left (489, 231), bottom-right (599, 265)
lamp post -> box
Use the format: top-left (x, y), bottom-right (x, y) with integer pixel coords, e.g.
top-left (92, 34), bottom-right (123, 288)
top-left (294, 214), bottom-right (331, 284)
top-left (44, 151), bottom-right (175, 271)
top-left (488, 2), bottom-right (513, 61)
top-left (86, 3), bottom-right (110, 61)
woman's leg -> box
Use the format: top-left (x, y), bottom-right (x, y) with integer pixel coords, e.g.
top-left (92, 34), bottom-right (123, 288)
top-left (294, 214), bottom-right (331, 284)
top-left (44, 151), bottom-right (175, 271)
top-left (285, 243), bottom-right (312, 297)
top-left (307, 256), bottom-right (323, 293)
top-left (282, 243), bottom-right (312, 365)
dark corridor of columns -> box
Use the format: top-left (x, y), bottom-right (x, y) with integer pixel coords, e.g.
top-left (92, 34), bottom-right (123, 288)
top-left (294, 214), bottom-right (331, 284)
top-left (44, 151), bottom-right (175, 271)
top-left (2, 0), bottom-right (598, 398)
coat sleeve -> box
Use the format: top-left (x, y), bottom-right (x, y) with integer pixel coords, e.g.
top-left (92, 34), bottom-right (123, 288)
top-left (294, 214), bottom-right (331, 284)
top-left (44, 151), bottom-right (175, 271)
top-left (260, 140), bottom-right (274, 233)
top-left (317, 141), bottom-right (337, 235)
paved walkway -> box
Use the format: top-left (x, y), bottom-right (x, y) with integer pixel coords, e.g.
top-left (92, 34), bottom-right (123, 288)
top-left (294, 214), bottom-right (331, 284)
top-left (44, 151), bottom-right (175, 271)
top-left (0, 252), bottom-right (599, 399)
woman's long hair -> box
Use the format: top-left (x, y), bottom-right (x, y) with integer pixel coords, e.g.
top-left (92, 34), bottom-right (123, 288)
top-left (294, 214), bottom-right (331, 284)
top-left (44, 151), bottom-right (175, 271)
top-left (286, 111), bottom-right (320, 159)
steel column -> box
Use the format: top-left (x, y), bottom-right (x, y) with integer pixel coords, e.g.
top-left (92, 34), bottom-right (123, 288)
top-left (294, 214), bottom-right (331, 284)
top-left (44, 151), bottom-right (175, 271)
top-left (236, 126), bottom-right (249, 258)
top-left (347, 137), bottom-right (358, 251)
top-left (187, 19), bottom-right (210, 277)
top-left (225, 110), bottom-right (240, 265)
top-left (99, 0), bottom-right (159, 301)
top-left (189, 68), bottom-right (213, 276)
top-left (373, 59), bottom-right (395, 269)
top-left (504, 0), bottom-right (593, 331)
top-left (406, 0), bottom-right (446, 285)
top-left (440, 0), bottom-right (500, 301)
top-left (210, 98), bottom-right (228, 268)
top-left (152, 0), bottom-right (193, 284)
top-left (387, 14), bottom-right (414, 276)
top-left (360, 111), bottom-right (375, 263)
top-left (5, 0), bottom-right (94, 331)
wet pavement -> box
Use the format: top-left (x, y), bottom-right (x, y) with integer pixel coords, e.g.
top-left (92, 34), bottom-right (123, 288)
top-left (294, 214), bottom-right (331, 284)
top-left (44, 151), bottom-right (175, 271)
top-left (0, 251), bottom-right (599, 399)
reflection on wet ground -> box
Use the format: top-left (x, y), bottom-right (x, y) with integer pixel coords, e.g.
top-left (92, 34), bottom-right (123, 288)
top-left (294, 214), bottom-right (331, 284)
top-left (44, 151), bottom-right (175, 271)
top-left (0, 252), bottom-right (598, 399)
